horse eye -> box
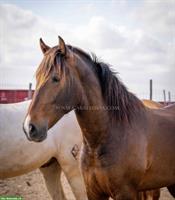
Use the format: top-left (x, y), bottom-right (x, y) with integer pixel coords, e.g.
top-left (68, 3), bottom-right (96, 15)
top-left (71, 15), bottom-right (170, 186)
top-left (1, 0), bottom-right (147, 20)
top-left (52, 76), bottom-right (60, 83)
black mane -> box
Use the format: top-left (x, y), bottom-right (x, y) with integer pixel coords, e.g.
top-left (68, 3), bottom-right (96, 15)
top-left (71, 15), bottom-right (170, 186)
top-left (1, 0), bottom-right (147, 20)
top-left (70, 46), bottom-right (144, 122)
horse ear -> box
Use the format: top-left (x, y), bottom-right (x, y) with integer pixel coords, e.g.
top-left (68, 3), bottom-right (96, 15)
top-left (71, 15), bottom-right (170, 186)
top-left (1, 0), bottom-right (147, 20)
top-left (58, 36), bottom-right (67, 56)
top-left (40, 38), bottom-right (50, 54)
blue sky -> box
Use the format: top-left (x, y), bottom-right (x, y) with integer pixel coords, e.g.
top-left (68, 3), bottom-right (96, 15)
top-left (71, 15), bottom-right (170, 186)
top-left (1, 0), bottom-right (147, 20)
top-left (0, 0), bottom-right (174, 101)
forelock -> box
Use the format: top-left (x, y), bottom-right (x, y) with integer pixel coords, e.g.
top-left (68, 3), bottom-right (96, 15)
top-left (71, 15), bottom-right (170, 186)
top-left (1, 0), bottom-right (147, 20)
top-left (35, 46), bottom-right (63, 89)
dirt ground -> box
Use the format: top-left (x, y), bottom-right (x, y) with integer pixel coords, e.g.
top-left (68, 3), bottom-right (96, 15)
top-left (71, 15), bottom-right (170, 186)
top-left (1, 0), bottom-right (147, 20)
top-left (0, 169), bottom-right (173, 200)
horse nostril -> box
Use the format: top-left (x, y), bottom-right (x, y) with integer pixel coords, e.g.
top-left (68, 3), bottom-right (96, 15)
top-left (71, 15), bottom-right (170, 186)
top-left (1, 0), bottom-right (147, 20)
top-left (29, 123), bottom-right (37, 138)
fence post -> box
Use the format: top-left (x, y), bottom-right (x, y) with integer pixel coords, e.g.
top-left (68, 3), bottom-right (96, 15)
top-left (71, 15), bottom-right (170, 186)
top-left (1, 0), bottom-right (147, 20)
top-left (28, 83), bottom-right (32, 100)
top-left (149, 79), bottom-right (153, 100)
top-left (163, 89), bottom-right (166, 105)
top-left (168, 91), bottom-right (171, 104)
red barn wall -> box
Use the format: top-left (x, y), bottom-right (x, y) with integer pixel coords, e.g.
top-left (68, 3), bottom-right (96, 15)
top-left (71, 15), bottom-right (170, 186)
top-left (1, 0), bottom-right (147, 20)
top-left (0, 90), bottom-right (34, 104)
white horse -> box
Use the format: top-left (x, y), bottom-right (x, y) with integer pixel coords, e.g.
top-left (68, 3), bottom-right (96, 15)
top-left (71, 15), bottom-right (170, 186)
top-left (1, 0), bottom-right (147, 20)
top-left (0, 100), bottom-right (87, 200)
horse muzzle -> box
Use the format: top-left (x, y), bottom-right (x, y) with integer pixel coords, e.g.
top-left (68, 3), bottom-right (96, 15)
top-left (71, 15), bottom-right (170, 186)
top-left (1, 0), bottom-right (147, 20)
top-left (23, 115), bottom-right (48, 142)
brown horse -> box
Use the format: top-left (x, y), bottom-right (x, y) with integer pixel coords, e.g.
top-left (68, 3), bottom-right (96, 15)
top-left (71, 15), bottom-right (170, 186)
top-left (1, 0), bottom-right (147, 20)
top-left (23, 37), bottom-right (175, 200)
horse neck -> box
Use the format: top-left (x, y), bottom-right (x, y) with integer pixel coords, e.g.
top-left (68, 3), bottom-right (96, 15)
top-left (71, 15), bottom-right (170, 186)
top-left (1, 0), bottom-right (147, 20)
top-left (74, 54), bottom-right (145, 149)
top-left (75, 61), bottom-right (109, 149)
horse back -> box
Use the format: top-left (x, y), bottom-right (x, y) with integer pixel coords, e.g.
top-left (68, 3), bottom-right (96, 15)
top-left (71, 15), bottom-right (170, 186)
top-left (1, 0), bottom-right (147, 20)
top-left (163, 103), bottom-right (175, 113)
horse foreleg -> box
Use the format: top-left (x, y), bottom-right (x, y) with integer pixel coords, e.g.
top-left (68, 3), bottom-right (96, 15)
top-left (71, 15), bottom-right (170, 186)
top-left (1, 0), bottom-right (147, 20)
top-left (86, 191), bottom-right (109, 200)
top-left (167, 185), bottom-right (175, 198)
top-left (114, 194), bottom-right (137, 200)
top-left (113, 187), bottom-right (138, 200)
top-left (61, 162), bottom-right (88, 200)
top-left (39, 158), bottom-right (67, 200)
top-left (137, 189), bottom-right (160, 200)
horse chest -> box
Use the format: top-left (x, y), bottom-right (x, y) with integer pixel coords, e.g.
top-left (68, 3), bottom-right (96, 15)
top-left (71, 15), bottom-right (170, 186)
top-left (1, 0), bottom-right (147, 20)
top-left (81, 142), bottom-right (146, 196)
top-left (81, 150), bottom-right (124, 193)
top-left (82, 161), bottom-right (114, 195)
top-left (82, 159), bottom-right (134, 198)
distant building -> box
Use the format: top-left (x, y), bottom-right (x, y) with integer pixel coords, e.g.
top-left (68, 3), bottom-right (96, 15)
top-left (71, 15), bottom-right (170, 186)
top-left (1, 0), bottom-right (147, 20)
top-left (0, 89), bottom-right (34, 103)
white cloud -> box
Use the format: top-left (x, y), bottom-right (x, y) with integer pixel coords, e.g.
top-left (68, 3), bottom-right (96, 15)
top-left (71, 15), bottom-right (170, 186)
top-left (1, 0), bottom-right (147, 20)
top-left (132, 0), bottom-right (175, 40)
top-left (0, 4), bottom-right (66, 88)
top-left (0, 2), bottom-right (174, 101)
